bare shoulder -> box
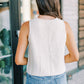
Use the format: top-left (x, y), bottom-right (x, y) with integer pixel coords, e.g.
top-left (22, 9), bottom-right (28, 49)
top-left (20, 21), bottom-right (29, 36)
top-left (21, 21), bottom-right (29, 32)
top-left (64, 21), bottom-right (73, 35)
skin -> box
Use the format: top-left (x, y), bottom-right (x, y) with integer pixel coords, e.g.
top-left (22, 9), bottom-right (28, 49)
top-left (0, 7), bottom-right (9, 13)
top-left (15, 21), bottom-right (29, 65)
top-left (15, 15), bottom-right (79, 65)
top-left (64, 21), bottom-right (79, 63)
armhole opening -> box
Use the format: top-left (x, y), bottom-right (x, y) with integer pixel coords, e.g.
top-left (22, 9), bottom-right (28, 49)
top-left (64, 21), bottom-right (67, 44)
top-left (28, 21), bottom-right (30, 42)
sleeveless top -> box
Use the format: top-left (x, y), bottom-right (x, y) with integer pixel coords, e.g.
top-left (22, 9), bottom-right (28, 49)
top-left (26, 16), bottom-right (67, 76)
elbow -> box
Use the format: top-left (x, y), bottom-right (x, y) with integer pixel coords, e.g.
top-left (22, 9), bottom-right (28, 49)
top-left (15, 55), bottom-right (23, 65)
top-left (15, 61), bottom-right (20, 65)
top-left (76, 57), bottom-right (79, 61)
top-left (75, 57), bottom-right (79, 61)
top-left (15, 59), bottom-right (21, 65)
top-left (75, 53), bottom-right (79, 62)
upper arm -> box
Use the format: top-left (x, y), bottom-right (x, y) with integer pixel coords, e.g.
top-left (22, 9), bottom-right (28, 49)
top-left (15, 21), bottom-right (29, 64)
top-left (64, 21), bottom-right (79, 60)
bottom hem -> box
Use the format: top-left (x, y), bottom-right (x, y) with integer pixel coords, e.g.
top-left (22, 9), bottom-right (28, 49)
top-left (26, 69), bottom-right (66, 77)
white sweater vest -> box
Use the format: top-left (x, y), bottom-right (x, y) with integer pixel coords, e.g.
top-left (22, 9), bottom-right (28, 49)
top-left (26, 16), bottom-right (66, 76)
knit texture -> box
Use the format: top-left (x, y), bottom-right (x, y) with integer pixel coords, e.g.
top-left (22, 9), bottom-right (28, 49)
top-left (26, 16), bottom-right (66, 76)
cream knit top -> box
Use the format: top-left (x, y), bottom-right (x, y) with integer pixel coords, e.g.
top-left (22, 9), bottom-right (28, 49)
top-left (26, 16), bottom-right (66, 76)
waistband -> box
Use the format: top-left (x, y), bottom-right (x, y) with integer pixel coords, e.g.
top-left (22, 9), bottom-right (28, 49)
top-left (26, 72), bottom-right (66, 80)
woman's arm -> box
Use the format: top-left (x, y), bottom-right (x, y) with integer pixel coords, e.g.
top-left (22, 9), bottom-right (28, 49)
top-left (64, 54), bottom-right (78, 63)
top-left (15, 21), bottom-right (29, 65)
top-left (64, 21), bottom-right (79, 63)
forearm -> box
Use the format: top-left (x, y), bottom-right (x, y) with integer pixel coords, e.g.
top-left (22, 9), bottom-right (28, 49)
top-left (64, 53), bottom-right (77, 63)
top-left (16, 57), bottom-right (28, 65)
top-left (21, 57), bottom-right (28, 65)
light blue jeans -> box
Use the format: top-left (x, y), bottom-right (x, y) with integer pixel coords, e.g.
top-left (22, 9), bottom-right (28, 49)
top-left (26, 72), bottom-right (67, 84)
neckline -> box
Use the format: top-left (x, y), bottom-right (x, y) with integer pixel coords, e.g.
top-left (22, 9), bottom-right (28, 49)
top-left (35, 15), bottom-right (58, 21)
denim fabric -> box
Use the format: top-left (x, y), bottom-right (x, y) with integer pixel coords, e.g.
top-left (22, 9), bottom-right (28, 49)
top-left (26, 72), bottom-right (67, 84)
